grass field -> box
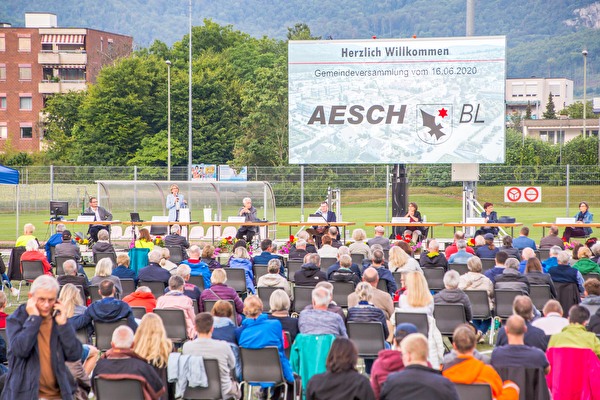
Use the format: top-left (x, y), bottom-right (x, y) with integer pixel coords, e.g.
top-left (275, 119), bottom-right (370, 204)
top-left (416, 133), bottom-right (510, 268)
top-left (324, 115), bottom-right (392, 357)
top-left (0, 185), bottom-right (596, 243)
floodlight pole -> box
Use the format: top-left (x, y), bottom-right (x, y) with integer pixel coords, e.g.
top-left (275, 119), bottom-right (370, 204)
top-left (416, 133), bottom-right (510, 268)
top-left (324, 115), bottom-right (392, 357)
top-left (583, 49), bottom-right (588, 138)
top-left (166, 60), bottom-right (172, 181)
top-left (188, 0), bottom-right (193, 181)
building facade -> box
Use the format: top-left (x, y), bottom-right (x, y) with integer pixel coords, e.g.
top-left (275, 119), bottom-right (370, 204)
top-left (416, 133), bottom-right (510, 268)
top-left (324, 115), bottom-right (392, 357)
top-left (523, 118), bottom-right (599, 144)
top-left (0, 13), bottom-right (132, 153)
top-left (506, 77), bottom-right (574, 120)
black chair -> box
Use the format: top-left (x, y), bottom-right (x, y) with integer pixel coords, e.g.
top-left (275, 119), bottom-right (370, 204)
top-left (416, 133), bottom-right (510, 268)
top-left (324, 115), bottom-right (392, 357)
top-left (154, 308), bottom-right (189, 343)
top-left (54, 256), bottom-right (76, 276)
top-left (183, 359), bottom-right (222, 399)
top-left (131, 306), bottom-right (147, 319)
top-left (529, 284), bottom-right (552, 311)
top-left (448, 263), bottom-right (469, 275)
top-left (166, 246), bottom-right (185, 264)
top-left (583, 273), bottom-right (600, 281)
top-left (465, 290), bottom-right (493, 320)
top-left (376, 279), bottom-right (388, 292)
top-left (253, 265), bottom-right (269, 282)
top-left (495, 366), bottom-right (551, 400)
top-left (138, 280), bottom-right (166, 299)
top-left (203, 299), bottom-right (237, 325)
top-left (433, 303), bottom-right (467, 336)
top-left (94, 319), bottom-right (129, 351)
top-left (347, 322), bottom-right (386, 358)
top-left (350, 253), bottom-right (364, 265)
top-left (120, 278), bottom-right (136, 297)
top-left (76, 328), bottom-right (90, 345)
top-left (150, 224), bottom-right (168, 236)
top-left (226, 268), bottom-right (248, 295)
top-left (533, 250), bottom-right (540, 260)
top-left (287, 260), bottom-right (304, 282)
top-left (392, 271), bottom-right (403, 289)
top-left (188, 275), bottom-right (205, 291)
top-left (59, 284), bottom-right (87, 304)
top-left (19, 260), bottom-right (47, 299)
top-left (93, 252), bottom-right (117, 267)
top-left (394, 312), bottom-right (429, 336)
top-left (89, 285), bottom-right (102, 303)
top-left (320, 257), bottom-right (337, 269)
top-left (292, 286), bottom-right (313, 313)
top-left (0, 328), bottom-right (8, 352)
top-left (423, 267), bottom-right (445, 292)
top-left (481, 258), bottom-right (496, 272)
top-left (554, 282), bottom-right (581, 316)
top-left (240, 347), bottom-right (291, 400)
top-left (330, 281), bottom-right (355, 308)
top-left (94, 376), bottom-right (144, 400)
top-left (494, 290), bottom-right (522, 319)
top-left (454, 383), bottom-right (493, 400)
top-left (257, 286), bottom-right (279, 312)
top-left (538, 248), bottom-right (551, 261)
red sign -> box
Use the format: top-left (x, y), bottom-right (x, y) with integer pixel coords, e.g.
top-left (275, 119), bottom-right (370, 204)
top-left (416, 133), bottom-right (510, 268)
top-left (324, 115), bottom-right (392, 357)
top-left (506, 187), bottom-right (522, 202)
top-left (524, 187), bottom-right (539, 202)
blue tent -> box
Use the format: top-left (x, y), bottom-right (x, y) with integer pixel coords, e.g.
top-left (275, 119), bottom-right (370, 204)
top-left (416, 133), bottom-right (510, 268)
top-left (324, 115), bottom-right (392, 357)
top-left (0, 165), bottom-right (19, 185)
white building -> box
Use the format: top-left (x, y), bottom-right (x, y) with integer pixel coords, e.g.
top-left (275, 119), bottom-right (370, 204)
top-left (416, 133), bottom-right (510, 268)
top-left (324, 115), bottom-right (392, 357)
top-left (506, 77), bottom-right (574, 120)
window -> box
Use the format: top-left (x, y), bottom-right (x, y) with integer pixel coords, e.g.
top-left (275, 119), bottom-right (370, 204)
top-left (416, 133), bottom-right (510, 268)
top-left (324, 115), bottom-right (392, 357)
top-left (0, 95), bottom-right (6, 110)
top-left (20, 125), bottom-right (32, 139)
top-left (511, 83), bottom-right (524, 97)
top-left (0, 35), bottom-right (5, 52)
top-left (0, 65), bottom-right (5, 81)
top-left (19, 96), bottom-right (32, 110)
top-left (0, 124), bottom-right (6, 139)
top-left (18, 36), bottom-right (31, 52)
top-left (19, 65), bottom-right (32, 81)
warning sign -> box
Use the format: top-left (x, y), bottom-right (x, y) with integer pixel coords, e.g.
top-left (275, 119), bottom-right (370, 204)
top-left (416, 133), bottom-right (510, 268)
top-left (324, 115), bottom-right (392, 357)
top-left (504, 186), bottom-right (542, 203)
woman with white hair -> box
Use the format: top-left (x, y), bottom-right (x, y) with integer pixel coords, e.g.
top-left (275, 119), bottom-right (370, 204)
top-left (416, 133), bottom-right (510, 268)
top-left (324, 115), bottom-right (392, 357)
top-left (20, 239), bottom-right (52, 276)
top-left (257, 259), bottom-right (291, 297)
top-left (15, 223), bottom-right (38, 247)
top-left (348, 229), bottom-right (371, 259)
top-left (158, 247), bottom-right (179, 274)
top-left (229, 246), bottom-right (255, 294)
top-left (91, 229), bottom-right (115, 259)
top-left (433, 270), bottom-right (473, 321)
top-left (90, 258), bottom-right (123, 298)
top-left (267, 289), bottom-right (299, 342)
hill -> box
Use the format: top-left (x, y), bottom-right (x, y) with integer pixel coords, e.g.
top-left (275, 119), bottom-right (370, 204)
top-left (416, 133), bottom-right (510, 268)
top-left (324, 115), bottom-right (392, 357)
top-left (2, 0), bottom-right (600, 94)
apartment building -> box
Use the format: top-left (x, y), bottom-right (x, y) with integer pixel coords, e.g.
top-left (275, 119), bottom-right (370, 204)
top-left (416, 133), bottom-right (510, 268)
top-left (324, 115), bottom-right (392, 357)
top-left (0, 13), bottom-right (132, 152)
top-left (505, 77), bottom-right (574, 119)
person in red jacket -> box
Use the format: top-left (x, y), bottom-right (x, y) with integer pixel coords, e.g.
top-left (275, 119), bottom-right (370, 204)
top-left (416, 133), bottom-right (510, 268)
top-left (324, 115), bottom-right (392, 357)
top-left (0, 292), bottom-right (7, 329)
top-left (370, 323), bottom-right (419, 399)
top-left (122, 286), bottom-right (157, 313)
top-left (20, 239), bottom-right (52, 276)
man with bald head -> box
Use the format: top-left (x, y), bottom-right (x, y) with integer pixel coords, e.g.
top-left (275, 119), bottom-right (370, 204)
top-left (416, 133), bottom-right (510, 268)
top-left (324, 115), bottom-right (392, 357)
top-left (491, 315), bottom-right (550, 373)
top-left (348, 267), bottom-right (394, 320)
top-left (539, 225), bottom-right (564, 249)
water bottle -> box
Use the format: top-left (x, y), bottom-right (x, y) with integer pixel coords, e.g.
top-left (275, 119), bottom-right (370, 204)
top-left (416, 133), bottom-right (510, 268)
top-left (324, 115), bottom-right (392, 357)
top-left (423, 215), bottom-right (427, 223)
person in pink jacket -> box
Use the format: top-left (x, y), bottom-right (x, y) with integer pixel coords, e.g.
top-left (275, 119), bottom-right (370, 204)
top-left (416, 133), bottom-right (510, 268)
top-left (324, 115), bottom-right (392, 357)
top-left (155, 275), bottom-right (196, 339)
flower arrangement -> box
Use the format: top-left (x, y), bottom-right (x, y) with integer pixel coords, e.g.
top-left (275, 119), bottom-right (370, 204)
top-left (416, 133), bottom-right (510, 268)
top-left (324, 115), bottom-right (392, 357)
top-left (563, 241), bottom-right (577, 250)
top-left (396, 234), bottom-right (422, 253)
top-left (467, 238), bottom-right (476, 247)
top-left (215, 236), bottom-right (234, 256)
top-left (75, 237), bottom-right (89, 246)
top-left (153, 236), bottom-right (164, 247)
top-left (278, 235), bottom-right (298, 255)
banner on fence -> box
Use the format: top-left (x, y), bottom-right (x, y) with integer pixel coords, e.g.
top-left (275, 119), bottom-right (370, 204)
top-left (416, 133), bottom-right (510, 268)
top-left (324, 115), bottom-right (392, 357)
top-left (288, 36), bottom-right (506, 164)
top-left (218, 165), bottom-right (247, 181)
top-left (191, 164), bottom-right (217, 181)
top-left (504, 186), bottom-right (542, 203)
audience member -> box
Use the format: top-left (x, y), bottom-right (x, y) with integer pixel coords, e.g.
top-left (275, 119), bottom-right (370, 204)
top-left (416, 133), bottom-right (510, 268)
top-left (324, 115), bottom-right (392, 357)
top-left (547, 250), bottom-right (585, 294)
top-left (326, 246), bottom-right (362, 280)
top-left (229, 246), bottom-right (255, 294)
top-left (484, 251), bottom-right (509, 284)
top-left (491, 315), bottom-right (550, 373)
top-left (253, 238), bottom-right (284, 270)
top-left (573, 246), bottom-right (600, 275)
top-left (499, 236), bottom-right (520, 259)
top-left (122, 286), bottom-right (157, 313)
top-left (0, 292), bottom-right (7, 328)
top-left (434, 270), bottom-right (472, 321)
top-left (15, 222), bottom-right (38, 247)
top-left (158, 247), bottom-right (179, 275)
top-left (476, 233), bottom-right (500, 259)
top-left (541, 245), bottom-right (562, 272)
top-left (201, 245), bottom-right (222, 271)
top-left (329, 254), bottom-right (360, 286)
top-left (175, 264), bottom-right (202, 302)
top-left (459, 256), bottom-right (494, 339)
top-left (235, 197), bottom-right (258, 243)
top-left (289, 238), bottom-right (309, 260)
top-left (380, 333), bottom-right (459, 400)
top-left (208, 300), bottom-right (237, 345)
top-left (268, 289), bottom-right (299, 343)
top-left (164, 224), bottom-right (190, 252)
top-left (518, 247), bottom-right (536, 273)
top-left (257, 258), bottom-right (292, 297)
top-left (582, 278), bottom-right (600, 305)
top-left (317, 235), bottom-right (338, 258)
top-left (3, 275), bottom-right (82, 399)
top-left (199, 268), bottom-right (244, 325)
top-left (531, 300), bottom-right (569, 335)
top-left (20, 239), bottom-right (52, 276)
top-left (349, 229), bottom-right (371, 259)
top-left (441, 323), bottom-right (489, 365)
top-left (92, 325), bottom-right (165, 399)
top-left (138, 249), bottom-right (172, 286)
top-left (367, 226), bottom-right (391, 250)
top-left (91, 229), bottom-right (116, 259)
top-left (369, 249), bottom-right (397, 297)
top-left (294, 253), bottom-right (327, 286)
top-left (347, 282), bottom-right (389, 339)
top-left (347, 268), bottom-right (394, 320)
top-left (524, 257), bottom-right (557, 298)
top-left (57, 259), bottom-right (90, 299)
top-left (447, 240), bottom-right (473, 265)
top-left (591, 242), bottom-right (600, 264)
top-left (298, 287), bottom-right (347, 336)
top-left (180, 246), bottom-right (212, 289)
top-left (495, 258), bottom-right (530, 295)
top-left (45, 223), bottom-right (66, 262)
top-left (445, 231), bottom-right (475, 258)
top-left (327, 226), bottom-right (343, 248)
top-left (90, 257), bottom-right (123, 298)
top-left (156, 275), bottom-right (196, 339)
top-left (293, 231), bottom-right (318, 254)
top-left (388, 245), bottom-right (422, 274)
top-left (442, 325), bottom-right (519, 400)
top-left (548, 305), bottom-right (600, 356)
top-left (305, 281), bottom-right (346, 322)
top-left (135, 228), bottom-right (155, 250)
top-left (495, 296), bottom-right (548, 351)
top-left (512, 227), bottom-right (537, 250)
top-left (133, 313), bottom-right (173, 395)
top-left (539, 226), bottom-right (564, 249)
top-left (112, 253), bottom-right (138, 284)
top-left (307, 338), bottom-right (375, 400)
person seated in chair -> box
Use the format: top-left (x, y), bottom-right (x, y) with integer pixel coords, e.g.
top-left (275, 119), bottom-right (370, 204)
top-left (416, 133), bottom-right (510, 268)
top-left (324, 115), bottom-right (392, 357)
top-left (562, 201), bottom-right (593, 242)
top-left (164, 224), bottom-right (190, 259)
top-left (548, 305), bottom-right (600, 357)
top-left (474, 202), bottom-right (498, 237)
top-left (547, 251), bottom-right (585, 295)
top-left (138, 249), bottom-right (172, 286)
top-left (20, 239), bottom-right (52, 276)
top-left (253, 239), bottom-right (284, 274)
top-left (235, 197), bottom-right (258, 244)
top-left (45, 223), bottom-right (67, 262)
top-left (55, 230), bottom-right (82, 265)
top-left (84, 197), bottom-right (112, 243)
top-left (57, 259), bottom-right (90, 299)
top-left (91, 229), bottom-right (115, 260)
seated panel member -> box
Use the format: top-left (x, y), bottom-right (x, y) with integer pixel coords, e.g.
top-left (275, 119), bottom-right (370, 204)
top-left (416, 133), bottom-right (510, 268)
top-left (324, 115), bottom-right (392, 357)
top-left (235, 197), bottom-right (258, 244)
top-left (84, 196), bottom-right (113, 243)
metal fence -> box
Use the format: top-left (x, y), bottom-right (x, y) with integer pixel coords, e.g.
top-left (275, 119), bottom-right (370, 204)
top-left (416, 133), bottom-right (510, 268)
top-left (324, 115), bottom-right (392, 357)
top-left (1, 164), bottom-right (600, 214)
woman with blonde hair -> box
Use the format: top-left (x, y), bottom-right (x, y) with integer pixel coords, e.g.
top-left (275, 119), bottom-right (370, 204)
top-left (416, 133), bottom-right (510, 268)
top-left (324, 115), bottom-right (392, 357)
top-left (199, 268), bottom-right (244, 325)
top-left (133, 313), bottom-right (173, 398)
top-left (89, 257), bottom-right (123, 297)
top-left (349, 228), bottom-right (371, 259)
top-left (388, 245), bottom-right (422, 273)
top-left (229, 246), bottom-right (255, 294)
top-left (159, 247), bottom-right (178, 274)
top-left (135, 228), bottom-right (154, 250)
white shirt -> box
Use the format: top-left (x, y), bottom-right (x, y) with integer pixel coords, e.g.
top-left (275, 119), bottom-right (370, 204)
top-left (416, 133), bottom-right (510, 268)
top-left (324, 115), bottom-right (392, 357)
top-left (531, 312), bottom-right (569, 335)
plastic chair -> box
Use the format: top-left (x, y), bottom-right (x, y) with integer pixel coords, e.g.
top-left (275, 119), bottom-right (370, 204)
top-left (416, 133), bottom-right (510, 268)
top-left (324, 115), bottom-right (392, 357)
top-left (122, 225), bottom-right (140, 240)
top-left (89, 285), bottom-right (102, 303)
top-left (94, 252), bottom-right (117, 266)
top-left (529, 284), bottom-right (552, 311)
top-left (189, 226), bottom-right (205, 240)
top-left (448, 263), bottom-right (469, 275)
top-left (496, 366), bottom-right (550, 400)
top-left (240, 347), bottom-right (290, 400)
top-left (465, 290), bottom-right (493, 320)
top-left (583, 272), bottom-right (600, 281)
top-left (94, 376), bottom-right (144, 400)
top-left (138, 280), bottom-right (166, 300)
top-left (330, 281), bottom-right (355, 308)
top-left (394, 312), bottom-right (429, 336)
top-left (55, 256), bottom-right (76, 276)
top-left (203, 299), bottom-right (237, 325)
top-left (204, 226), bottom-right (222, 242)
top-left (119, 278), bottom-right (136, 297)
top-left (18, 260), bottom-right (46, 300)
top-left (257, 286), bottom-right (279, 312)
top-left (494, 290), bottom-right (523, 319)
top-left (183, 359), bottom-right (222, 399)
top-left (454, 383), bottom-right (493, 400)
top-left (423, 267), bottom-right (445, 291)
top-left (350, 253), bottom-right (365, 265)
top-left (538, 248), bottom-right (551, 261)
top-left (94, 319), bottom-right (129, 351)
top-left (292, 286), bottom-right (313, 313)
top-left (166, 246), bottom-right (185, 264)
top-left (346, 322), bottom-right (386, 358)
top-left (109, 226), bottom-right (123, 240)
top-left (221, 226), bottom-right (238, 239)
top-left (153, 308), bottom-right (189, 343)
top-left (433, 303), bottom-right (467, 336)
top-left (188, 275), bottom-right (205, 291)
top-left (320, 257), bottom-right (337, 269)
top-left (287, 260), bottom-right (304, 282)
top-left (253, 265), bottom-right (269, 282)
top-left (392, 271), bottom-right (403, 288)
top-left (131, 306), bottom-right (147, 320)
top-left (226, 268), bottom-right (248, 295)
top-left (481, 258), bottom-right (496, 272)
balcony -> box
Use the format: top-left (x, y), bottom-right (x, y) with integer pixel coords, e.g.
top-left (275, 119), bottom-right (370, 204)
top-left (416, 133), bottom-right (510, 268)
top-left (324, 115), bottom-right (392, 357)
top-left (39, 80), bottom-right (87, 94)
top-left (38, 51), bottom-right (87, 66)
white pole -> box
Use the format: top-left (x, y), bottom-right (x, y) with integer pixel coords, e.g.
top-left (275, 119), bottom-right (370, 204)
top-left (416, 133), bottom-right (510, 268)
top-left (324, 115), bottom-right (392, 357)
top-left (188, 0), bottom-right (193, 181)
top-left (583, 49), bottom-right (588, 138)
top-left (166, 60), bottom-right (172, 181)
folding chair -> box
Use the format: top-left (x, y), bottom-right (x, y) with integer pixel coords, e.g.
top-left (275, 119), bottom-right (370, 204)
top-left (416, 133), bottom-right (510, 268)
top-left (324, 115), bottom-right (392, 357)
top-left (377, 279), bottom-right (388, 293)
top-left (120, 278), bottom-right (136, 297)
top-left (350, 253), bottom-right (364, 265)
top-left (93, 252), bottom-right (117, 267)
top-left (481, 258), bottom-right (496, 272)
top-left (454, 383), bottom-right (493, 400)
top-left (330, 281), bottom-right (355, 308)
top-left (153, 308), bottom-right (189, 343)
top-left (240, 347), bottom-right (293, 400)
top-left (448, 263), bottom-right (469, 275)
top-left (188, 275), bottom-right (205, 291)
top-left (203, 299), bottom-right (237, 325)
top-left (93, 376), bottom-right (144, 400)
top-left (292, 286), bottom-right (313, 313)
top-left (529, 284), bottom-right (552, 311)
top-left (166, 246), bottom-right (185, 264)
top-left (346, 322), bottom-right (386, 359)
top-left (89, 285), bottom-right (102, 303)
top-left (433, 303), bottom-right (467, 337)
top-left (183, 359), bottom-right (222, 399)
top-left (94, 319), bottom-right (129, 351)
top-left (257, 286), bottom-right (279, 312)
top-left (538, 248), bottom-right (550, 261)
top-left (494, 290), bottom-right (522, 319)
top-left (423, 267), bottom-right (445, 292)
top-left (465, 290), bottom-right (495, 344)
top-left (287, 260), bottom-right (304, 282)
top-left (54, 256), bottom-right (75, 276)
top-left (138, 280), bottom-right (166, 299)
top-left (131, 306), bottom-right (147, 320)
top-left (226, 268), bottom-right (248, 295)
top-left (320, 257), bottom-right (337, 269)
top-left (392, 271), bottom-right (403, 289)
top-left (189, 226), bottom-right (205, 240)
top-left (394, 311), bottom-right (429, 336)
top-left (18, 260), bottom-right (47, 301)
top-left (253, 265), bottom-right (269, 282)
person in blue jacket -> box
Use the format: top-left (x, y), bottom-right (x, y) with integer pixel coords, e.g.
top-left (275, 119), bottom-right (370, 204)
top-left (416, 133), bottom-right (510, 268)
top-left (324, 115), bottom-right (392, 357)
top-left (563, 201), bottom-right (594, 242)
top-left (2, 275), bottom-right (82, 400)
top-left (236, 296), bottom-right (294, 398)
top-left (229, 246), bottom-right (255, 294)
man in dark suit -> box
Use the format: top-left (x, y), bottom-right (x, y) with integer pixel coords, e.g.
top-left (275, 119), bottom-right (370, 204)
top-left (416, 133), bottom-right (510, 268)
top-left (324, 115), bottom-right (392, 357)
top-left (164, 224), bottom-right (190, 260)
top-left (84, 196), bottom-right (112, 242)
top-left (312, 201), bottom-right (337, 247)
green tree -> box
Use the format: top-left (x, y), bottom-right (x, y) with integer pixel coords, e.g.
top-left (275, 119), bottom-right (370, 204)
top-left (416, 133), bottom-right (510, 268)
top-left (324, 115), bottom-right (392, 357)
top-left (561, 101), bottom-right (599, 119)
top-left (42, 91), bottom-right (86, 163)
top-left (505, 128), bottom-right (558, 165)
top-left (525, 101), bottom-right (532, 119)
top-left (287, 23), bottom-right (321, 40)
top-left (562, 135), bottom-right (599, 165)
top-left (543, 93), bottom-right (557, 119)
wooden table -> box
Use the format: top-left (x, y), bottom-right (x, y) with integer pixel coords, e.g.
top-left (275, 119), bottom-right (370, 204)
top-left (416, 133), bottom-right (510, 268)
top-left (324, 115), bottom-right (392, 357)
top-left (129, 221), bottom-right (200, 239)
top-left (365, 222), bottom-right (442, 238)
top-left (203, 221), bottom-right (278, 244)
top-left (278, 222), bottom-right (356, 242)
top-left (533, 222), bottom-right (600, 237)
top-left (443, 222), bottom-right (523, 237)
top-left (44, 220), bottom-right (124, 242)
